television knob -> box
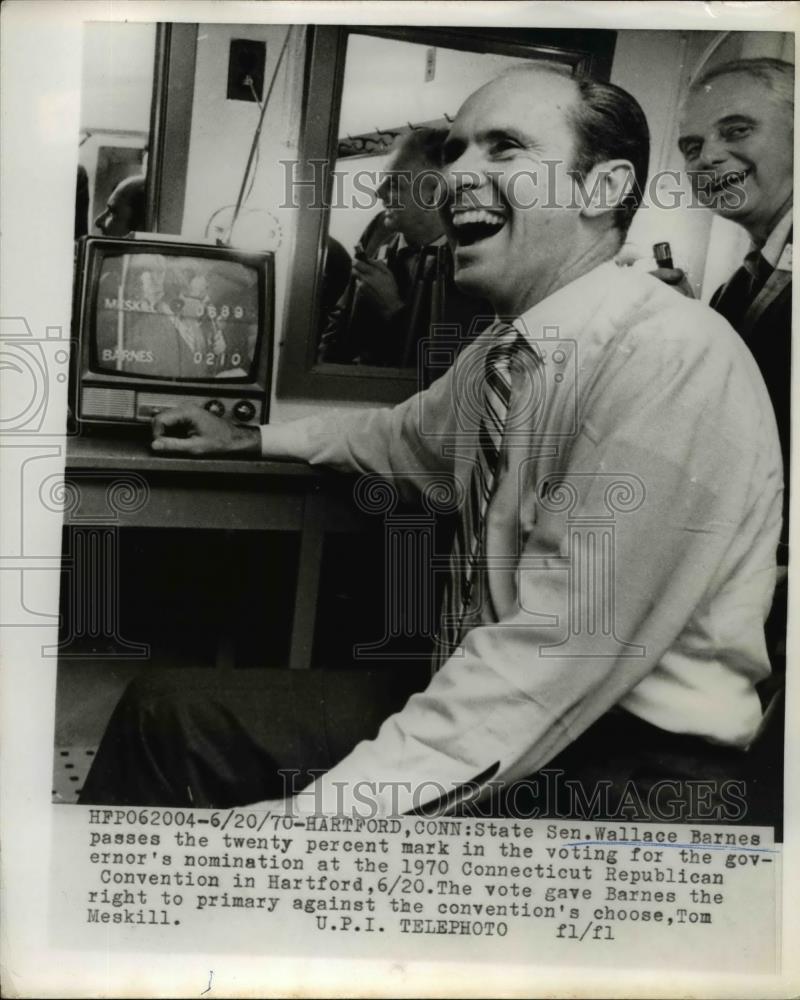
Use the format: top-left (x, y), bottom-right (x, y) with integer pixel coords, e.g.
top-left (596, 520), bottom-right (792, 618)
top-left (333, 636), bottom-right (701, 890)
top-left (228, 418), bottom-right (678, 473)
top-left (232, 399), bottom-right (256, 422)
top-left (205, 399), bottom-right (225, 417)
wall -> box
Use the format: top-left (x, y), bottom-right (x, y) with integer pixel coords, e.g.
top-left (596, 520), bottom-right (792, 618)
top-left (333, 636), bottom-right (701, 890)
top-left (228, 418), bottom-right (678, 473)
top-left (338, 33), bottom-right (534, 135)
top-left (81, 22), bottom-right (155, 132)
top-left (611, 30), bottom-right (715, 296)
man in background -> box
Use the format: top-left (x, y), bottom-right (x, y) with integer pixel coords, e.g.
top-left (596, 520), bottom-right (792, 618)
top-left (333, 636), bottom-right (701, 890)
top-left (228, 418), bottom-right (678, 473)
top-left (679, 57), bottom-right (792, 472)
top-left (94, 173), bottom-right (147, 237)
top-left (679, 57), bottom-right (793, 702)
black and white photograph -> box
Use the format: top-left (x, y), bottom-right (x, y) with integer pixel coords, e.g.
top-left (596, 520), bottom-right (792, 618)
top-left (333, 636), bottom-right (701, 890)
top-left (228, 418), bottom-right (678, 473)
top-left (1, 1), bottom-right (798, 996)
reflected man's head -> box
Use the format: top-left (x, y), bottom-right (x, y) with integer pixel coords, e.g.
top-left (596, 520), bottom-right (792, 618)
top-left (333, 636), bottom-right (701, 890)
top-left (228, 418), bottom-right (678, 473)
top-left (376, 128), bottom-right (448, 248)
top-left (94, 174), bottom-right (147, 237)
top-left (129, 253), bottom-right (167, 304)
top-left (679, 58), bottom-right (793, 243)
top-left (440, 65), bottom-right (649, 316)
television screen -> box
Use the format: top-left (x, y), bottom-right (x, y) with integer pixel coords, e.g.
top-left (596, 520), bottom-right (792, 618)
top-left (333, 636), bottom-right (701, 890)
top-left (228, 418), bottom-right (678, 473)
top-left (92, 252), bottom-right (261, 381)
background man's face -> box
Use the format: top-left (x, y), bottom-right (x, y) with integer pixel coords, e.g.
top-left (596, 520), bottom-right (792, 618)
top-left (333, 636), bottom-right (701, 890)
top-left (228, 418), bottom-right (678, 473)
top-left (134, 257), bottom-right (166, 303)
top-left (377, 149), bottom-right (442, 247)
top-left (94, 176), bottom-right (145, 237)
top-left (95, 186), bottom-right (133, 236)
top-left (679, 73), bottom-right (793, 237)
top-left (440, 71), bottom-right (582, 315)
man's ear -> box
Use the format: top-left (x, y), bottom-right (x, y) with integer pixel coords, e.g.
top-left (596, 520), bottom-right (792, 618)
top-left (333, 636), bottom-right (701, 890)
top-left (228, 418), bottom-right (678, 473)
top-left (576, 159), bottom-right (638, 221)
top-left (418, 170), bottom-right (445, 209)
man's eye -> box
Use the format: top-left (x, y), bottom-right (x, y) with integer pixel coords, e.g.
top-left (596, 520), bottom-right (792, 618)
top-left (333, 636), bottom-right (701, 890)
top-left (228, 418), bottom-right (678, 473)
top-left (722, 124), bottom-right (752, 141)
top-left (682, 143), bottom-right (700, 161)
top-left (491, 139), bottom-right (520, 156)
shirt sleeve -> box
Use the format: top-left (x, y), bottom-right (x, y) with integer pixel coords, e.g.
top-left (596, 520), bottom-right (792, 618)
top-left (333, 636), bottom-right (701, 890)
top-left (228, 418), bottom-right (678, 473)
top-left (261, 356), bottom-right (461, 499)
top-left (293, 316), bottom-right (781, 816)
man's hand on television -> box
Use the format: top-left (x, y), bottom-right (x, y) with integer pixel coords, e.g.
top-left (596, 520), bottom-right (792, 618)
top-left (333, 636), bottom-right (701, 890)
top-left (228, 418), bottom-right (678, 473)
top-left (151, 405), bottom-right (261, 456)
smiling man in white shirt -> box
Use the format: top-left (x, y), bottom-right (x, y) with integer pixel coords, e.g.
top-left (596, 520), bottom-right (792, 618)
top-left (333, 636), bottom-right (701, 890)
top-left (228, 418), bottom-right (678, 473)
top-left (679, 58), bottom-right (792, 753)
top-left (80, 65), bottom-right (782, 823)
top-left (678, 57), bottom-right (792, 474)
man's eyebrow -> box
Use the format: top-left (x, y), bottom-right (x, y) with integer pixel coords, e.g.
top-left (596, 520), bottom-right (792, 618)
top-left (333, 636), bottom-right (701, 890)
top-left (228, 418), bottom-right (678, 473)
top-left (480, 126), bottom-right (534, 146)
top-left (716, 113), bottom-right (758, 127)
top-left (441, 125), bottom-right (539, 163)
top-left (679, 113), bottom-right (758, 144)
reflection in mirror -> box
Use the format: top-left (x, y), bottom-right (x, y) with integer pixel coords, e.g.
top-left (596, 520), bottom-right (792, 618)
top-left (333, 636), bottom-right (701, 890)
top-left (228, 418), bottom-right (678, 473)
top-left (315, 33), bottom-right (563, 380)
top-left (78, 22), bottom-right (156, 239)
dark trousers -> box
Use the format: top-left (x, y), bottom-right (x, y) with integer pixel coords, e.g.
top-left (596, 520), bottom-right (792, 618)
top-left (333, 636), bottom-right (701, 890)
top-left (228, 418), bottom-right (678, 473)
top-left (80, 666), bottom-right (430, 808)
top-left (79, 667), bottom-right (778, 829)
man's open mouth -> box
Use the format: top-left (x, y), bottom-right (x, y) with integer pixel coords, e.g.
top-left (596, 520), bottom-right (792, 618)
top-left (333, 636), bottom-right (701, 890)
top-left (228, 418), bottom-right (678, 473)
top-left (449, 208), bottom-right (507, 247)
top-left (710, 168), bottom-right (751, 195)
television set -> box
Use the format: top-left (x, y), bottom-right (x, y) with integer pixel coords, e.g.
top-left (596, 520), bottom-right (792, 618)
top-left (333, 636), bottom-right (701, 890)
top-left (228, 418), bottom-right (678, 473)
top-left (71, 234), bottom-right (274, 428)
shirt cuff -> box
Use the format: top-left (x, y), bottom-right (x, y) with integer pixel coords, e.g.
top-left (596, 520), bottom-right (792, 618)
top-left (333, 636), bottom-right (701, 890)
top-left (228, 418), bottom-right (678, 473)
top-left (259, 418), bottom-right (326, 461)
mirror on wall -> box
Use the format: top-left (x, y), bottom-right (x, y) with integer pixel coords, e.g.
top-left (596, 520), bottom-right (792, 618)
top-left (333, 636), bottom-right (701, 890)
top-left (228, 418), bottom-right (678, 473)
top-left (77, 22), bottom-right (156, 239)
top-left (77, 22), bottom-right (198, 240)
top-left (278, 26), bottom-right (617, 403)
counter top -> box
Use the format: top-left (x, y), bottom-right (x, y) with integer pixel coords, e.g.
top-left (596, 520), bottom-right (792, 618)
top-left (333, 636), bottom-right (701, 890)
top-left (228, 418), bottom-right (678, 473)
top-left (65, 431), bottom-right (320, 480)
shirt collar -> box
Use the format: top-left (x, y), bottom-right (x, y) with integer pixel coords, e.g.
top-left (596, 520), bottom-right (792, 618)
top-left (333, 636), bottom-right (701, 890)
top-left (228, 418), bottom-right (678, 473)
top-left (755, 208), bottom-right (793, 270)
top-left (507, 260), bottom-right (619, 344)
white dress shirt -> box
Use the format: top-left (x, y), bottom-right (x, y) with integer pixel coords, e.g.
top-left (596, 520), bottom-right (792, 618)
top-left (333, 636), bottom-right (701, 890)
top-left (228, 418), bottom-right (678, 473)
top-left (758, 207), bottom-right (793, 271)
top-left (264, 261), bottom-right (782, 814)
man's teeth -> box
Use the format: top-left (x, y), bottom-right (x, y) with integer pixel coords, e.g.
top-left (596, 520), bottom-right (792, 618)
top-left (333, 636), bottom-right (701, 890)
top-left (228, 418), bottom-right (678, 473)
top-left (451, 209), bottom-right (505, 228)
top-left (712, 169), bottom-right (750, 192)
top-left (450, 209), bottom-right (506, 246)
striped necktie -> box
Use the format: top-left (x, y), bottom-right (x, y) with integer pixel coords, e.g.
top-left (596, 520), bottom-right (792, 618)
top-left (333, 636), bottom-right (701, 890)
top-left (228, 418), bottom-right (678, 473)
top-left (434, 321), bottom-right (537, 670)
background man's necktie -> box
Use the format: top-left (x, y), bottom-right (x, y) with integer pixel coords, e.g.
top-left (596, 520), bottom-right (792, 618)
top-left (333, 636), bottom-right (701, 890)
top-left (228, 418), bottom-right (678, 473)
top-left (433, 321), bottom-right (540, 670)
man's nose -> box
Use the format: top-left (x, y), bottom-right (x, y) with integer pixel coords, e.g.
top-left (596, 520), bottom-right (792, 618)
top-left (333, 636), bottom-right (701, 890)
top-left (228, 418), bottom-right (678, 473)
top-left (695, 134), bottom-right (729, 169)
top-left (94, 211), bottom-right (108, 233)
top-left (445, 150), bottom-right (486, 203)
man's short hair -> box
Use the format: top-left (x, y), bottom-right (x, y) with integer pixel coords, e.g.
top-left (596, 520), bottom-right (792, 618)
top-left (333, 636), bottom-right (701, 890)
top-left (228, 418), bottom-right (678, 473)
top-left (394, 126), bottom-right (449, 170)
top-left (567, 75), bottom-right (650, 238)
top-left (113, 174), bottom-right (147, 231)
top-left (691, 57), bottom-right (794, 112)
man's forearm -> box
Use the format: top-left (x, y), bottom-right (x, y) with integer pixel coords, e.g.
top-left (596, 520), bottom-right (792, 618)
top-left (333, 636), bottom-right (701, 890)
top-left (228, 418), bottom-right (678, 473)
top-left (255, 406), bottom-right (393, 472)
top-left (259, 411), bottom-right (395, 469)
